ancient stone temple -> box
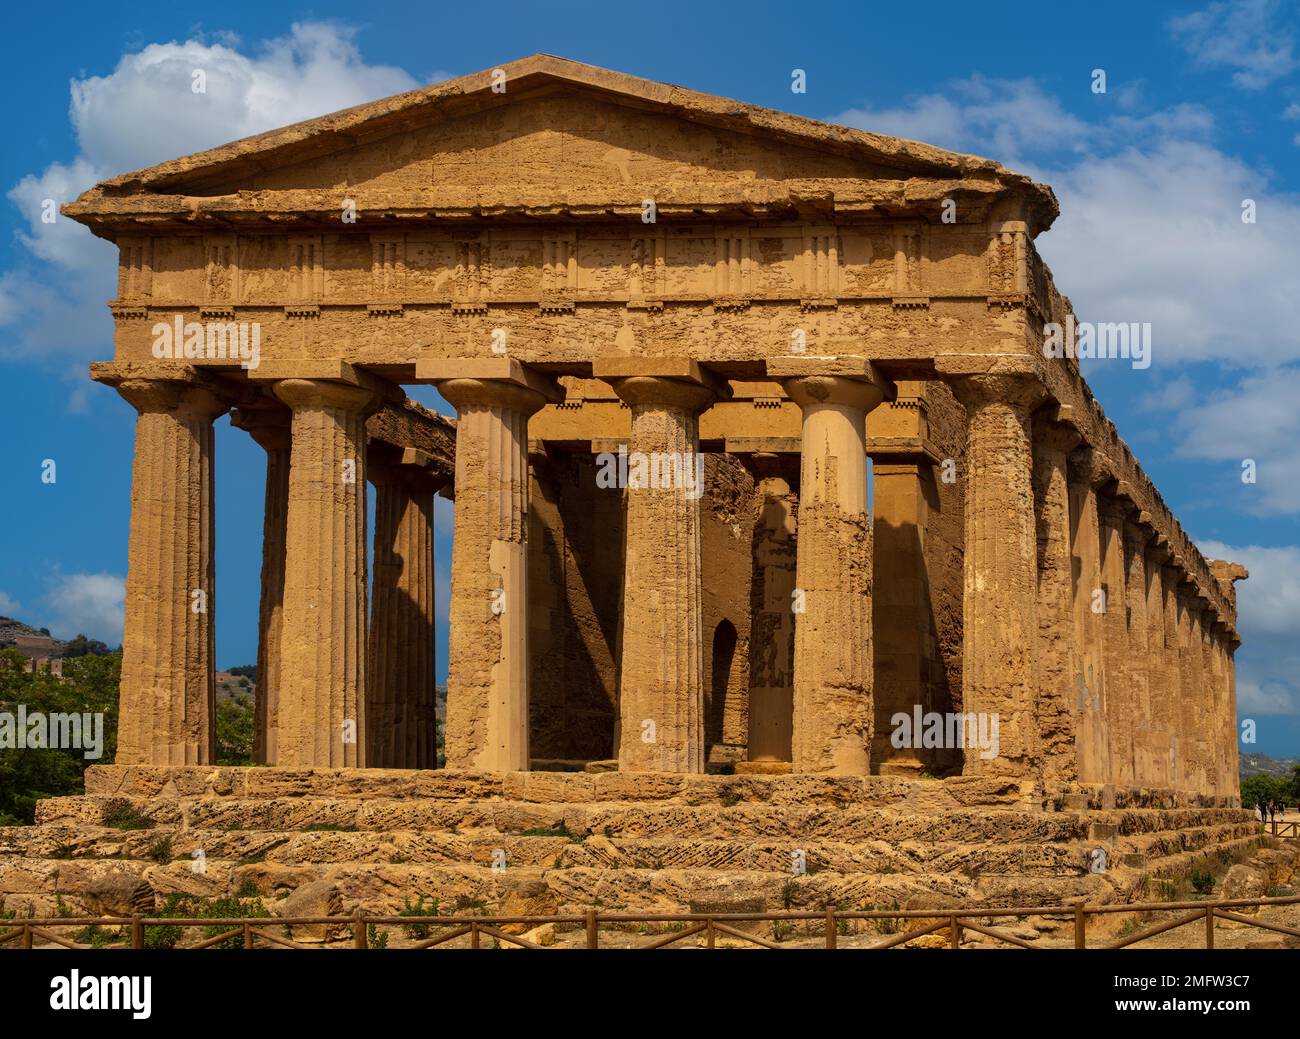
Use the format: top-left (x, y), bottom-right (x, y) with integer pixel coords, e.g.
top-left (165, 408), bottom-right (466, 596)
top-left (0, 56), bottom-right (1255, 920)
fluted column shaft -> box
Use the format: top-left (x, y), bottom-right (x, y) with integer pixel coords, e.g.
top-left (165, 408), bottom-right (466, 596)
top-left (1097, 497), bottom-right (1134, 785)
top-left (1159, 565), bottom-right (1183, 787)
top-left (231, 408), bottom-right (291, 765)
top-left (1174, 585), bottom-right (1203, 792)
top-left (367, 465), bottom-right (439, 769)
top-left (946, 372), bottom-right (1046, 781)
top-left (1067, 449), bottom-right (1111, 783)
top-left (438, 378), bottom-right (544, 772)
top-left (607, 376), bottom-right (715, 773)
top-left (1032, 419), bottom-right (1081, 784)
top-left (1122, 520), bottom-right (1153, 785)
top-left (1224, 634), bottom-right (1241, 803)
top-left (1195, 604), bottom-right (1218, 795)
top-left (778, 374), bottom-right (886, 774)
top-left (273, 379), bottom-right (378, 767)
top-left (115, 379), bottom-right (226, 765)
top-left (1144, 543), bottom-right (1173, 788)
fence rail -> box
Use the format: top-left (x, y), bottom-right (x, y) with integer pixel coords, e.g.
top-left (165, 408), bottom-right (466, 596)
top-left (3, 893), bottom-right (1298, 950)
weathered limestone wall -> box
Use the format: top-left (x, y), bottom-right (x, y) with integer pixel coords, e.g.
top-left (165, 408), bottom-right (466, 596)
top-left (700, 454), bottom-right (757, 758)
top-left (526, 450), bottom-right (622, 762)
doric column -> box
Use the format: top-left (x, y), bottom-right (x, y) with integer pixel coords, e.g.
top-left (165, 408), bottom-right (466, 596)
top-left (595, 359), bottom-right (721, 773)
top-left (1174, 578), bottom-right (1204, 793)
top-left (1159, 562), bottom-right (1185, 787)
top-left (1144, 538), bottom-right (1174, 789)
top-left (771, 357), bottom-right (889, 774)
top-left (938, 360), bottom-right (1045, 783)
top-left (1122, 515), bottom-right (1154, 786)
top-left (1225, 630), bottom-right (1242, 804)
top-left (1209, 619), bottom-right (1230, 800)
top-left (230, 407), bottom-right (291, 765)
top-left (110, 375), bottom-right (226, 765)
top-left (1067, 446), bottom-right (1112, 783)
top-left (867, 386), bottom-right (946, 776)
top-left (739, 452), bottom-right (799, 763)
top-left (367, 454), bottom-right (443, 769)
top-left (1194, 597), bottom-right (1218, 795)
top-left (418, 358), bottom-right (560, 772)
top-left (272, 378), bottom-right (380, 768)
top-left (1031, 412), bottom-right (1081, 785)
top-left (1096, 493), bottom-right (1135, 785)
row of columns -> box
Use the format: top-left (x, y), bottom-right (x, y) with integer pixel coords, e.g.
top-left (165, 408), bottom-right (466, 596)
top-left (109, 371), bottom-right (442, 769)
top-left (105, 356), bottom-right (1239, 794)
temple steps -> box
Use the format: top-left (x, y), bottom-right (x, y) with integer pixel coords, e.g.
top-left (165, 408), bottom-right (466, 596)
top-left (0, 767), bottom-right (1261, 920)
top-left (31, 795), bottom-right (1253, 844)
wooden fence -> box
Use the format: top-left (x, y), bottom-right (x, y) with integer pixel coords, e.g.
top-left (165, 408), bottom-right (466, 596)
top-left (3, 893), bottom-right (1298, 950)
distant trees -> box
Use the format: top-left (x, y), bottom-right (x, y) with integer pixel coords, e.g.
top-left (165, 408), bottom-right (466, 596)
top-left (227, 664), bottom-right (257, 681)
top-left (62, 634), bottom-right (114, 658)
top-left (216, 696), bottom-right (254, 766)
top-left (1240, 770), bottom-right (1300, 811)
top-left (0, 647), bottom-right (120, 825)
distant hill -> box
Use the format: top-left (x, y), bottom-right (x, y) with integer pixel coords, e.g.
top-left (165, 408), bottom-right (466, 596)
top-left (1240, 752), bottom-right (1299, 779)
top-left (0, 616), bottom-right (66, 657)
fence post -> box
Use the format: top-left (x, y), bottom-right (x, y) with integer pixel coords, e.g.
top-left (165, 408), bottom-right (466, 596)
top-left (585, 909), bottom-right (598, 949)
top-left (825, 910), bottom-right (836, 949)
top-left (21, 923), bottom-right (32, 950)
top-left (243, 922), bottom-right (253, 950)
top-left (706, 918), bottom-right (715, 949)
top-left (1205, 906), bottom-right (1215, 949)
top-left (1074, 903), bottom-right (1087, 949)
top-left (470, 923), bottom-right (480, 950)
top-left (353, 908), bottom-right (367, 949)
top-left (131, 915), bottom-right (144, 950)
top-left (949, 915), bottom-right (961, 949)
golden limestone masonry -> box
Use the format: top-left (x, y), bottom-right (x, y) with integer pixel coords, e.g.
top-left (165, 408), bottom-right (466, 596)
top-left (0, 56), bottom-right (1252, 921)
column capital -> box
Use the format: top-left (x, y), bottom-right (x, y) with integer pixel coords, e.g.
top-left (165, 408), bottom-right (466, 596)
top-left (934, 355), bottom-right (1046, 411)
top-left (1067, 444), bottom-right (1116, 491)
top-left (594, 357), bottom-right (727, 413)
top-left (272, 377), bottom-right (381, 416)
top-left (1032, 415), bottom-right (1082, 455)
top-left (1145, 535), bottom-right (1174, 565)
top-left (114, 377), bottom-right (227, 422)
top-left (420, 358), bottom-right (562, 415)
top-left (230, 405), bottom-right (292, 452)
top-left (768, 355), bottom-right (892, 412)
top-left (1122, 515), bottom-right (1157, 549)
top-left (368, 449), bottom-right (449, 495)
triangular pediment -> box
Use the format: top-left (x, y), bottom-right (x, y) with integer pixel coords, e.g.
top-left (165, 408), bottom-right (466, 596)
top-left (66, 55), bottom-right (1057, 232)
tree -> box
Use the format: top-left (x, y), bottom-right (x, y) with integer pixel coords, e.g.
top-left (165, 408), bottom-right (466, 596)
top-left (0, 648), bottom-right (120, 825)
top-left (1240, 773), bottom-right (1289, 813)
top-left (216, 695), bottom-right (254, 765)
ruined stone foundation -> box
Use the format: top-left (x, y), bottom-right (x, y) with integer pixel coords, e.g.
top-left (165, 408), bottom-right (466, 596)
top-left (0, 766), bottom-right (1256, 921)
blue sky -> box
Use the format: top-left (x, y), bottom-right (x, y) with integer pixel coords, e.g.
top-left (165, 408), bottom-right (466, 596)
top-left (1, 0), bottom-right (1297, 755)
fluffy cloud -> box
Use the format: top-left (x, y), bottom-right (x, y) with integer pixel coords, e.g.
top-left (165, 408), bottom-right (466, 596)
top-left (1197, 539), bottom-right (1300, 718)
top-left (1169, 0), bottom-right (1300, 90)
top-left (833, 80), bottom-right (1300, 370)
top-left (0, 591), bottom-right (22, 616)
top-left (42, 572), bottom-right (125, 644)
top-left (2, 22), bottom-right (431, 367)
top-left (69, 22), bottom-right (422, 177)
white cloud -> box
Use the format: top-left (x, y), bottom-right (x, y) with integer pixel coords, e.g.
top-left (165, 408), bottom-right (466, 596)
top-left (42, 572), bottom-right (124, 644)
top-left (1170, 368), bottom-right (1300, 514)
top-left (69, 22), bottom-right (422, 177)
top-left (0, 591), bottom-right (22, 615)
top-left (1198, 540), bottom-right (1300, 635)
top-left (3, 22), bottom-right (429, 371)
top-left (834, 78), bottom-right (1300, 370)
top-left (1197, 539), bottom-right (1300, 718)
top-left (1169, 0), bottom-right (1300, 90)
